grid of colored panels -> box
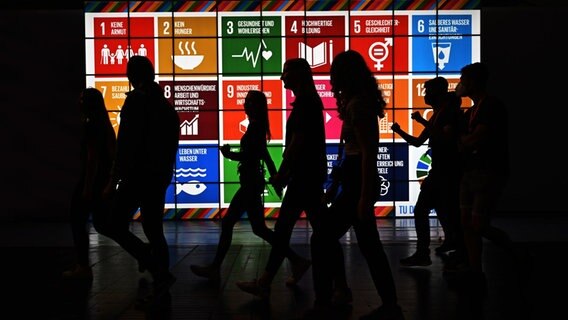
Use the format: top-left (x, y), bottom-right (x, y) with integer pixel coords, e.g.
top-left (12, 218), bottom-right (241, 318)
top-left (84, 0), bottom-right (480, 219)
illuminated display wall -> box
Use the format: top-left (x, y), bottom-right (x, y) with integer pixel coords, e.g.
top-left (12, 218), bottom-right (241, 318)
top-left (84, 0), bottom-right (480, 220)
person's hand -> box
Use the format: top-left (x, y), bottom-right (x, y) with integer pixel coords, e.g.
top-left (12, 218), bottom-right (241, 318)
top-left (411, 111), bottom-right (423, 121)
top-left (219, 144), bottom-right (230, 157)
top-left (391, 122), bottom-right (400, 132)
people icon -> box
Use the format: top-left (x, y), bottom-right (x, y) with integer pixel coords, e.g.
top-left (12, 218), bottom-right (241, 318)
top-left (115, 45), bottom-right (126, 64)
top-left (126, 45), bottom-right (134, 60)
top-left (100, 43), bottom-right (148, 65)
top-left (100, 44), bottom-right (111, 64)
top-left (137, 44), bottom-right (147, 57)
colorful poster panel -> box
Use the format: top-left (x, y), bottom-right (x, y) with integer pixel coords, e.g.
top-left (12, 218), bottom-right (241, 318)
top-left (284, 15), bottom-right (346, 74)
top-left (395, 144), bottom-right (430, 217)
top-left (412, 14), bottom-right (474, 73)
top-left (93, 80), bottom-right (129, 136)
top-left (323, 143), bottom-right (409, 203)
top-left (220, 16), bottom-right (282, 75)
top-left (378, 78), bottom-right (409, 141)
top-left (166, 145), bottom-right (220, 206)
top-left (376, 143), bottom-right (409, 202)
top-left (285, 79), bottom-right (341, 141)
top-left (221, 143), bottom-right (284, 206)
top-left (161, 80), bottom-right (219, 141)
top-left (221, 79), bottom-right (283, 141)
top-left (349, 15), bottom-right (409, 74)
top-left (156, 16), bottom-right (217, 74)
top-left (92, 17), bottom-right (154, 76)
top-left (324, 144), bottom-right (342, 190)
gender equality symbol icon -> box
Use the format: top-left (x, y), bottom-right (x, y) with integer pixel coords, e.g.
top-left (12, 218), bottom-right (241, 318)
top-left (368, 38), bottom-right (393, 71)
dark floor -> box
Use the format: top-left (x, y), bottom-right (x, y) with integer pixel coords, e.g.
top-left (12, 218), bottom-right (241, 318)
top-left (1, 216), bottom-right (567, 320)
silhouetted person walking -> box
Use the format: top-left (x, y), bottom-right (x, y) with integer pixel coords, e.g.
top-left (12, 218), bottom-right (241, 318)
top-left (235, 58), bottom-right (332, 299)
top-left (190, 90), bottom-right (306, 282)
top-left (63, 87), bottom-right (116, 281)
top-left (391, 77), bottom-right (464, 267)
top-left (106, 55), bottom-right (180, 291)
top-left (309, 50), bottom-right (404, 320)
top-left (455, 62), bottom-right (511, 292)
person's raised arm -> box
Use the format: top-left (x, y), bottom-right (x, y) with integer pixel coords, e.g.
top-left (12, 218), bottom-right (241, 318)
top-left (391, 120), bottom-right (429, 147)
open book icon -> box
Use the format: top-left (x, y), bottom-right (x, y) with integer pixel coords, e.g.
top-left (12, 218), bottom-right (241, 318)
top-left (299, 42), bottom-right (331, 68)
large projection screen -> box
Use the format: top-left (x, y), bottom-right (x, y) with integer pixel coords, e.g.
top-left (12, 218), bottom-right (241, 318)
top-left (84, 0), bottom-right (480, 220)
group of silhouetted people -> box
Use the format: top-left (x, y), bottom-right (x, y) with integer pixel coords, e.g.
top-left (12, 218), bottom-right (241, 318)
top-left (64, 55), bottom-right (180, 300)
top-left (64, 51), bottom-right (510, 319)
top-left (214, 52), bottom-right (406, 319)
top-left (392, 62), bottom-right (512, 295)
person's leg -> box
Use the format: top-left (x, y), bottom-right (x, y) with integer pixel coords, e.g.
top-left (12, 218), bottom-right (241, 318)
top-left (236, 182), bottom-right (305, 297)
top-left (341, 155), bottom-right (401, 319)
top-left (191, 188), bottom-right (247, 281)
top-left (245, 186), bottom-right (274, 243)
top-left (212, 188), bottom-right (246, 267)
top-left (107, 179), bottom-right (154, 274)
top-left (414, 192), bottom-right (432, 254)
top-left (70, 194), bottom-right (91, 267)
top-left (310, 192), bottom-right (352, 306)
top-left (91, 188), bottom-right (116, 238)
top-left (433, 173), bottom-right (463, 254)
top-left (247, 192), bottom-right (305, 264)
top-left (64, 186), bottom-right (94, 279)
top-left (468, 173), bottom-right (510, 275)
top-left (399, 178), bottom-right (433, 266)
top-left (353, 215), bottom-right (399, 308)
top-left (460, 172), bottom-right (477, 272)
top-left (479, 175), bottom-right (511, 249)
top-left (261, 182), bottom-right (304, 283)
top-left (139, 179), bottom-right (171, 280)
top-left (447, 173), bottom-right (464, 247)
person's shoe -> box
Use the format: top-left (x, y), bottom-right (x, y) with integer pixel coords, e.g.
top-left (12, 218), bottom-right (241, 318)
top-left (332, 286), bottom-right (353, 305)
top-left (399, 252), bottom-right (431, 267)
top-left (442, 250), bottom-right (469, 274)
top-left (62, 264), bottom-right (93, 281)
top-left (435, 241), bottom-right (456, 254)
top-left (190, 264), bottom-right (220, 282)
top-left (236, 279), bottom-right (270, 299)
top-left (286, 258), bottom-right (311, 286)
top-left (359, 304), bottom-right (404, 320)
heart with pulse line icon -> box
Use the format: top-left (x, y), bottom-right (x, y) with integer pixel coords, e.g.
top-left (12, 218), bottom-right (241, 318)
top-left (262, 50), bottom-right (272, 60)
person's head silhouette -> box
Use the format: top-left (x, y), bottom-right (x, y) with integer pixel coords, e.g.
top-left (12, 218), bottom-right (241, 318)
top-left (330, 50), bottom-right (370, 98)
top-left (79, 87), bottom-right (107, 124)
top-left (244, 90), bottom-right (271, 141)
top-left (244, 90), bottom-right (267, 122)
top-left (280, 58), bottom-right (315, 95)
top-left (330, 50), bottom-right (386, 119)
top-left (424, 76), bottom-right (448, 108)
top-left (127, 55), bottom-right (155, 89)
top-left (456, 62), bottom-right (489, 98)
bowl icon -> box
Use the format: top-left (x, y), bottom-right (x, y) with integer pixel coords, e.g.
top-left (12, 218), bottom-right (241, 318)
top-left (172, 55), bottom-right (204, 70)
